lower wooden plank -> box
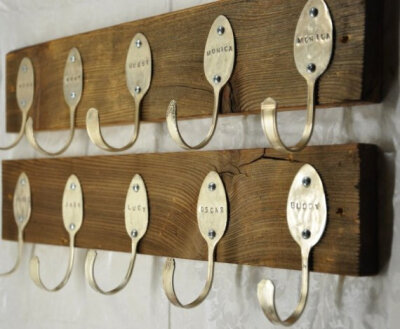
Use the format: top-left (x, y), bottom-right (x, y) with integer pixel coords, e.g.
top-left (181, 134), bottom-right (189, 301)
top-left (2, 144), bottom-right (379, 276)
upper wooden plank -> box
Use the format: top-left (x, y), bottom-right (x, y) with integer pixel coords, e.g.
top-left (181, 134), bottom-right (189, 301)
top-left (6, 0), bottom-right (381, 132)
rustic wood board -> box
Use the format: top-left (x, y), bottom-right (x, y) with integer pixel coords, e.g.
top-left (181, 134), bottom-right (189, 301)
top-left (5, 0), bottom-right (381, 132)
top-left (2, 144), bottom-right (379, 276)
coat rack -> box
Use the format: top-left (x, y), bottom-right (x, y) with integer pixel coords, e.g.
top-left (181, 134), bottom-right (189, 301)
top-left (2, 144), bottom-right (379, 276)
top-left (5, 0), bottom-right (381, 134)
top-left (0, 0), bottom-right (385, 325)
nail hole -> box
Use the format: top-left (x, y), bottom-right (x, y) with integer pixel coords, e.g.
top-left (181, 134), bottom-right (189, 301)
top-left (341, 35), bottom-right (349, 43)
top-left (336, 208), bottom-right (344, 216)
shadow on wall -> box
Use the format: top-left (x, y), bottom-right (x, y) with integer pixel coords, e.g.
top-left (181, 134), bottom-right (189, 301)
top-left (376, 0), bottom-right (399, 273)
top-left (378, 151), bottom-right (395, 274)
top-left (381, 0), bottom-right (399, 101)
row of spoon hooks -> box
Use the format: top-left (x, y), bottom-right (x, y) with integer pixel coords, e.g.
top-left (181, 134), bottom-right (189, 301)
top-left (3, 0), bottom-right (333, 155)
top-left (4, 162), bottom-right (327, 326)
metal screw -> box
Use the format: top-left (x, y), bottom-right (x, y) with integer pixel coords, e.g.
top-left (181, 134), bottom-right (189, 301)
top-left (309, 7), bottom-right (319, 17)
top-left (20, 100), bottom-right (26, 107)
top-left (69, 223), bottom-right (76, 230)
top-left (208, 182), bottom-right (216, 191)
top-left (133, 184), bottom-right (140, 192)
top-left (131, 229), bottom-right (138, 238)
top-left (20, 178), bottom-right (26, 185)
top-left (217, 26), bottom-right (225, 35)
top-left (70, 91), bottom-right (76, 99)
top-left (22, 65), bottom-right (27, 73)
top-left (307, 63), bottom-right (316, 73)
top-left (302, 229), bottom-right (311, 239)
top-left (135, 86), bottom-right (141, 94)
top-left (213, 75), bottom-right (221, 84)
top-left (70, 55), bottom-right (76, 63)
top-left (70, 183), bottom-right (76, 190)
top-left (208, 229), bottom-right (216, 239)
top-left (302, 176), bottom-right (311, 187)
top-left (135, 39), bottom-right (142, 48)
top-left (18, 216), bottom-right (24, 222)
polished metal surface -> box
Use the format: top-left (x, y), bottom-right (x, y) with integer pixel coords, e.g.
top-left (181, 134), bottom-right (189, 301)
top-left (25, 48), bottom-right (83, 155)
top-left (85, 174), bottom-right (148, 295)
top-left (257, 164), bottom-right (327, 326)
top-left (163, 171), bottom-right (227, 308)
top-left (29, 175), bottom-right (83, 292)
top-left (286, 165), bottom-right (327, 249)
top-left (294, 0), bottom-right (333, 84)
top-left (0, 173), bottom-right (31, 276)
top-left (86, 33), bottom-right (152, 152)
top-left (166, 15), bottom-right (235, 150)
top-left (261, 0), bottom-right (333, 153)
top-left (0, 58), bottom-right (34, 150)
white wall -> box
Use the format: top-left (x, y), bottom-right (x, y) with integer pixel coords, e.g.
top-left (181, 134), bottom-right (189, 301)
top-left (0, 1), bottom-right (399, 328)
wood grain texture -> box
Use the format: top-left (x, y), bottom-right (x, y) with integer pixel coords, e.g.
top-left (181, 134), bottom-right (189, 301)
top-left (5, 0), bottom-right (381, 132)
top-left (2, 144), bottom-right (379, 276)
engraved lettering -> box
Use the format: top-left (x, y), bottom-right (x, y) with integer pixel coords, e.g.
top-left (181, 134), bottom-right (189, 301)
top-left (16, 196), bottom-right (30, 204)
top-left (199, 205), bottom-right (224, 214)
top-left (64, 201), bottom-right (81, 208)
top-left (290, 200), bottom-right (321, 211)
top-left (296, 33), bottom-right (331, 46)
top-left (206, 44), bottom-right (234, 57)
top-left (65, 74), bottom-right (81, 83)
top-left (18, 82), bottom-right (33, 88)
top-left (126, 203), bottom-right (146, 213)
top-left (129, 58), bottom-right (150, 70)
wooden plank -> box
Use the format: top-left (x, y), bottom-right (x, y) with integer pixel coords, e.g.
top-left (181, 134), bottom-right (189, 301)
top-left (5, 0), bottom-right (381, 132)
top-left (2, 144), bottom-right (379, 276)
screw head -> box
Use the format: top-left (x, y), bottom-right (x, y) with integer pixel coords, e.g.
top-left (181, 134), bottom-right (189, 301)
top-left (302, 176), bottom-right (311, 187)
top-left (217, 26), bottom-right (225, 35)
top-left (132, 184), bottom-right (140, 192)
top-left (20, 178), bottom-right (26, 185)
top-left (18, 216), bottom-right (24, 222)
top-left (69, 223), bottom-right (76, 230)
top-left (208, 229), bottom-right (216, 239)
top-left (135, 39), bottom-right (142, 48)
top-left (134, 86), bottom-right (141, 94)
top-left (309, 7), bottom-right (319, 17)
top-left (70, 91), bottom-right (76, 99)
top-left (70, 183), bottom-right (76, 190)
top-left (302, 229), bottom-right (311, 239)
top-left (20, 100), bottom-right (26, 107)
top-left (70, 55), bottom-right (76, 63)
top-left (307, 63), bottom-right (316, 73)
top-left (131, 229), bottom-right (138, 238)
top-left (208, 182), bottom-right (216, 191)
top-left (22, 65), bottom-right (27, 73)
top-left (213, 75), bottom-right (222, 84)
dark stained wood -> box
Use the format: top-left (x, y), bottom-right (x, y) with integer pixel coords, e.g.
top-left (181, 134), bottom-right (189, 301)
top-left (2, 144), bottom-right (379, 276)
top-left (5, 0), bottom-right (381, 132)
